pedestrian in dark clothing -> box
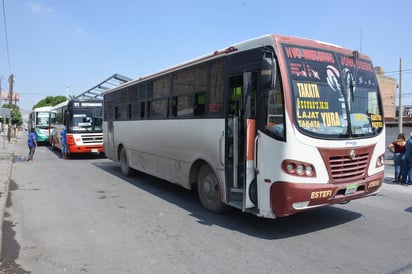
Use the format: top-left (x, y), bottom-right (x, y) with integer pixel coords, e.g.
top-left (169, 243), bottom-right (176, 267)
top-left (388, 133), bottom-right (406, 182)
top-left (401, 132), bottom-right (412, 185)
top-left (60, 127), bottom-right (68, 159)
top-left (27, 127), bottom-right (37, 161)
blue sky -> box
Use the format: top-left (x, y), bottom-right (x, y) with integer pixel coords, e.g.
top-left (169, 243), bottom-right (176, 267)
top-left (1, 0), bottom-right (411, 111)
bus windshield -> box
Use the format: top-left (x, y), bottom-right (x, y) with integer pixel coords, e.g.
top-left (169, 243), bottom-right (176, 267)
top-left (36, 112), bottom-right (50, 129)
top-left (68, 109), bottom-right (102, 133)
top-left (282, 44), bottom-right (384, 138)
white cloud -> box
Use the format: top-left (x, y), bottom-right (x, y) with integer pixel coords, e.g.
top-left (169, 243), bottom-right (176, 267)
top-left (25, 2), bottom-right (54, 13)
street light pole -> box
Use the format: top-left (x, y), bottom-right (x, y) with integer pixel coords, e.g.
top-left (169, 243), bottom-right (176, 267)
top-left (398, 58), bottom-right (403, 133)
top-left (65, 84), bottom-right (70, 99)
top-left (7, 74), bottom-right (13, 142)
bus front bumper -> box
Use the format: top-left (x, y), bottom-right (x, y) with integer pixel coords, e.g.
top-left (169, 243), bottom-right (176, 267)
top-left (269, 171), bottom-right (384, 217)
top-left (68, 145), bottom-right (104, 154)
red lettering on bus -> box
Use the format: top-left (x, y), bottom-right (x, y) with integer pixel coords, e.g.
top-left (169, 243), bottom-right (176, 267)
top-left (285, 47), bottom-right (303, 59)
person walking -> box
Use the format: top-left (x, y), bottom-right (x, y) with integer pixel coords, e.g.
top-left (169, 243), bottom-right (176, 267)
top-left (388, 133), bottom-right (406, 183)
top-left (61, 126), bottom-right (68, 159)
top-left (27, 127), bottom-right (37, 161)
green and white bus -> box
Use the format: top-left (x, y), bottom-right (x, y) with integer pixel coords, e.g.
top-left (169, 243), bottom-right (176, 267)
top-left (28, 106), bottom-right (53, 144)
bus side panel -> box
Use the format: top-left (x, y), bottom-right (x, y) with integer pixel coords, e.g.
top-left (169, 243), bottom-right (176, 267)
top-left (50, 124), bottom-right (65, 151)
top-left (103, 121), bottom-right (115, 160)
top-left (113, 119), bottom-right (225, 189)
top-left (129, 149), bottom-right (191, 187)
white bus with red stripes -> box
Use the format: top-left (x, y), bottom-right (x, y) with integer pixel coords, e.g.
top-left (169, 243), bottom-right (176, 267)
top-left (103, 34), bottom-right (385, 218)
top-left (49, 99), bottom-right (104, 157)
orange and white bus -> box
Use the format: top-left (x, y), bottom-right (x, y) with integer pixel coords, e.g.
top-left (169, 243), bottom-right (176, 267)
top-left (103, 34), bottom-right (385, 218)
top-left (49, 99), bottom-right (104, 156)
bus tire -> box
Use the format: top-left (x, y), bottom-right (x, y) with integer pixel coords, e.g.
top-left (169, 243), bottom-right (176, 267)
top-left (197, 164), bottom-right (228, 213)
top-left (120, 148), bottom-right (133, 176)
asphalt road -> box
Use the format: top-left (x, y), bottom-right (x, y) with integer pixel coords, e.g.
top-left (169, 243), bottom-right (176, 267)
top-left (1, 131), bottom-right (412, 274)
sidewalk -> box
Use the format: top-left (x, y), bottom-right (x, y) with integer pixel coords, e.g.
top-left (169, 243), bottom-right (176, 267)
top-left (0, 131), bottom-right (19, 257)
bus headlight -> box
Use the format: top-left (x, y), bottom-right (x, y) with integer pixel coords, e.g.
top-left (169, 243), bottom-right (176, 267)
top-left (296, 164), bottom-right (304, 175)
top-left (305, 165), bottom-right (313, 176)
top-left (282, 160), bottom-right (316, 177)
top-left (286, 163), bottom-right (295, 172)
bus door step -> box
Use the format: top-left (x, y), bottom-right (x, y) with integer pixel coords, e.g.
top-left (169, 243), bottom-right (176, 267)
top-left (227, 200), bottom-right (242, 210)
top-left (230, 188), bottom-right (243, 193)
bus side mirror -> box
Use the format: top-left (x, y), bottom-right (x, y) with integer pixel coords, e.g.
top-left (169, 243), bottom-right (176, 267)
top-left (261, 52), bottom-right (277, 89)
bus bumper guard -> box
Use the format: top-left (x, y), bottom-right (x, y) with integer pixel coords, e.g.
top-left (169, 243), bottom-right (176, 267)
top-left (270, 171), bottom-right (384, 217)
top-left (68, 145), bottom-right (104, 154)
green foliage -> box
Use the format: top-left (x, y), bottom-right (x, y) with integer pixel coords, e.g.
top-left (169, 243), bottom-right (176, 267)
top-left (32, 95), bottom-right (67, 109)
top-left (11, 107), bottom-right (22, 126)
top-left (1, 104), bottom-right (23, 126)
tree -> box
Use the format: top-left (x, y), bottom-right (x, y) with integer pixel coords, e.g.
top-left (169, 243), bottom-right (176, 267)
top-left (1, 104), bottom-right (23, 126)
top-left (32, 95), bottom-right (67, 109)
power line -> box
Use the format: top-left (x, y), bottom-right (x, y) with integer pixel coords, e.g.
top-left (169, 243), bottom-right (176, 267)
top-left (2, 0), bottom-right (12, 73)
top-left (385, 69), bottom-right (412, 76)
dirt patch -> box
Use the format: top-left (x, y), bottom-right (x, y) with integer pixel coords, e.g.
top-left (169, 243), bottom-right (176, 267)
top-left (0, 180), bottom-right (30, 274)
top-left (0, 257), bottom-right (30, 273)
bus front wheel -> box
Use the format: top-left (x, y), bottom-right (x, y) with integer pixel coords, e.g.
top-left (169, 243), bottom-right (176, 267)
top-left (120, 148), bottom-right (133, 176)
top-left (197, 164), bottom-right (228, 213)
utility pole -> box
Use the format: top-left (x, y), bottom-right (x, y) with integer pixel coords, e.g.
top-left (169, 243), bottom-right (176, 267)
top-left (7, 74), bottom-right (13, 142)
top-left (65, 84), bottom-right (70, 99)
top-left (398, 58), bottom-right (403, 133)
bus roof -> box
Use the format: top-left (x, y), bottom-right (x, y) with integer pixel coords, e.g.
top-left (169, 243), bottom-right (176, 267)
top-left (105, 34), bottom-right (370, 95)
top-left (32, 106), bottom-right (53, 112)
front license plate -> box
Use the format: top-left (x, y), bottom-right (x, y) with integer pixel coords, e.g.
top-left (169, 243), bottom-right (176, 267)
top-left (345, 183), bottom-right (358, 195)
top-left (92, 149), bottom-right (98, 153)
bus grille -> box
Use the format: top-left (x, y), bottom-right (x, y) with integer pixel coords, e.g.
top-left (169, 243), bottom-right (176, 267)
top-left (319, 146), bottom-right (373, 183)
top-left (81, 134), bottom-right (103, 144)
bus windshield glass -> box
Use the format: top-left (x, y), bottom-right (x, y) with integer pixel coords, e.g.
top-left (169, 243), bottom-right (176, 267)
top-left (282, 44), bottom-right (384, 138)
top-left (36, 112), bottom-right (50, 129)
top-left (68, 109), bottom-right (102, 133)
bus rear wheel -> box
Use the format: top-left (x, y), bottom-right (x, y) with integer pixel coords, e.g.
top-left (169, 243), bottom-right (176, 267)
top-left (197, 164), bottom-right (228, 213)
top-left (120, 148), bottom-right (133, 176)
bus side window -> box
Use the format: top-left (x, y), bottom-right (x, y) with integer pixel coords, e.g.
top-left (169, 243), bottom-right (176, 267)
top-left (140, 102), bottom-right (145, 119)
top-left (131, 102), bottom-right (140, 120)
top-left (147, 102), bottom-right (151, 119)
top-left (175, 95), bottom-right (193, 117)
top-left (266, 76), bottom-right (285, 140)
top-left (208, 60), bottom-right (224, 116)
top-left (171, 97), bottom-right (177, 117)
top-left (194, 92), bottom-right (205, 116)
top-left (115, 106), bottom-right (119, 120)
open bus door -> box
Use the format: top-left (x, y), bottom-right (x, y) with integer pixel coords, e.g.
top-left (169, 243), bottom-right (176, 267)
top-left (226, 71), bottom-right (257, 211)
top-left (225, 49), bottom-right (276, 212)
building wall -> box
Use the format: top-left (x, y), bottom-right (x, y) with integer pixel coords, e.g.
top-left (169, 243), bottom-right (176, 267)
top-left (375, 66), bottom-right (397, 118)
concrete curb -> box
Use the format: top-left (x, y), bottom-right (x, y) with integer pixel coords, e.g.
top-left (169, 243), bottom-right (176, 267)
top-left (0, 134), bottom-right (19, 258)
top-left (0, 152), bottom-right (14, 257)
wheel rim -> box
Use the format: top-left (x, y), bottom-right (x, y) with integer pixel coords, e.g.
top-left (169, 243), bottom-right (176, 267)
top-left (202, 173), bottom-right (219, 202)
